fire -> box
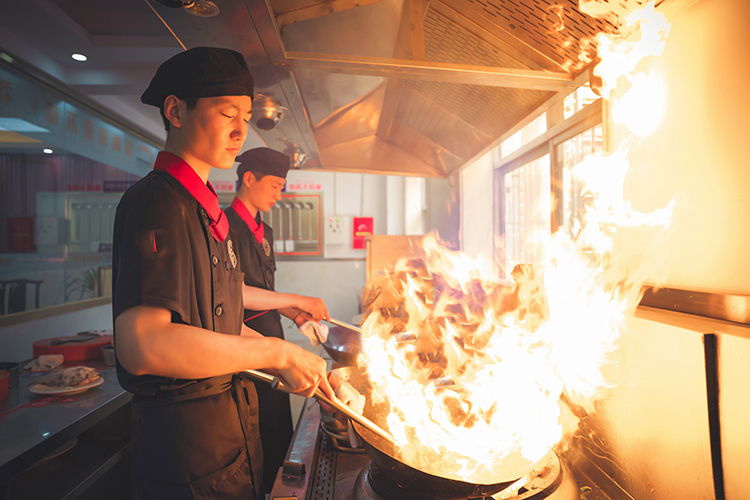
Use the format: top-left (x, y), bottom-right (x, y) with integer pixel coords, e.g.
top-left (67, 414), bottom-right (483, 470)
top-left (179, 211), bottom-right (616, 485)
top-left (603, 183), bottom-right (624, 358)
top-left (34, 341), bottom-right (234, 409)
top-left (354, 1), bottom-right (674, 486)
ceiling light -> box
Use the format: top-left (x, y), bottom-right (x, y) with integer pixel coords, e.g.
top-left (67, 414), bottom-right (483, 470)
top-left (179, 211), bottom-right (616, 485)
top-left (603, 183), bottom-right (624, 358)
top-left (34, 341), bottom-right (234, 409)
top-left (71, 53), bottom-right (87, 62)
top-left (43, 149), bottom-right (53, 154)
top-left (0, 52), bottom-right (13, 64)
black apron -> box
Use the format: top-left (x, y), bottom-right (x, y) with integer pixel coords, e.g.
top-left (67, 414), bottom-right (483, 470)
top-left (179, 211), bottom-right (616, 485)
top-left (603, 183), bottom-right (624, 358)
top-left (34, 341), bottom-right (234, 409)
top-left (225, 209), bottom-right (295, 494)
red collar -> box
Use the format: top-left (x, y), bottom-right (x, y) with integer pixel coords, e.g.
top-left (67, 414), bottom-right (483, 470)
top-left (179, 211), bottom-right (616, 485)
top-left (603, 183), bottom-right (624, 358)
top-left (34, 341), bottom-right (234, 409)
top-left (153, 151), bottom-right (229, 242)
top-left (230, 197), bottom-right (264, 244)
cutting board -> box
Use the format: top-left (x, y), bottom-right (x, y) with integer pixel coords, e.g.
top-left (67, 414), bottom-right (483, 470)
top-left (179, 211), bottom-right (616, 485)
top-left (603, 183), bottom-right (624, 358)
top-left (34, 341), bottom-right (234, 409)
top-left (33, 335), bottom-right (113, 361)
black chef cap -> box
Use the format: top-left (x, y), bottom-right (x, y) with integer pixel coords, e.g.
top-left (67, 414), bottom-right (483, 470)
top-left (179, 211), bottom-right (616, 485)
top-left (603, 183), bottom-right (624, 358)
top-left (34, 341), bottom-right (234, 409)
top-left (141, 47), bottom-right (254, 107)
top-left (236, 148), bottom-right (292, 180)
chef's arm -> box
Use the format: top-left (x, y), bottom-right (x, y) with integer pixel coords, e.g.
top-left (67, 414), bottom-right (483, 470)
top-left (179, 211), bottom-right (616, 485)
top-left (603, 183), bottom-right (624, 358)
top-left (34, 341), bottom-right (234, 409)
top-left (116, 304), bottom-right (334, 399)
top-left (278, 307), bottom-right (315, 327)
top-left (242, 284), bottom-right (329, 321)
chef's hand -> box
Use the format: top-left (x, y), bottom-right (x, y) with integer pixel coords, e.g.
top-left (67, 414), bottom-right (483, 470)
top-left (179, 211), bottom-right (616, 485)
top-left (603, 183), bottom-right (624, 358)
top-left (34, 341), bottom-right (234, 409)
top-left (294, 296), bottom-right (329, 322)
top-left (321, 371), bottom-right (345, 419)
top-left (293, 310), bottom-right (313, 328)
top-left (276, 343), bottom-right (335, 399)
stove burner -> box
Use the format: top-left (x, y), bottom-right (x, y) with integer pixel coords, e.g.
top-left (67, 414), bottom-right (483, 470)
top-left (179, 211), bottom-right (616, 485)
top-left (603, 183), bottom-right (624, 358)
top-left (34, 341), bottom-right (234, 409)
top-left (351, 452), bottom-right (564, 500)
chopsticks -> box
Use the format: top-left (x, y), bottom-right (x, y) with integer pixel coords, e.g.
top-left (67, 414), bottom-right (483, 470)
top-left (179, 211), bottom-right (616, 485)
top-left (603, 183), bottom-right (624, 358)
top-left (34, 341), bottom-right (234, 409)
top-left (243, 369), bottom-right (396, 447)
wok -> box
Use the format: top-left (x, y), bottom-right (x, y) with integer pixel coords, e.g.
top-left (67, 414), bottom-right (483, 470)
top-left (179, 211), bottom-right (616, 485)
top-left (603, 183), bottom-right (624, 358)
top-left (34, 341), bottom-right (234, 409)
top-left (351, 420), bottom-right (522, 498)
top-left (321, 325), bottom-right (361, 365)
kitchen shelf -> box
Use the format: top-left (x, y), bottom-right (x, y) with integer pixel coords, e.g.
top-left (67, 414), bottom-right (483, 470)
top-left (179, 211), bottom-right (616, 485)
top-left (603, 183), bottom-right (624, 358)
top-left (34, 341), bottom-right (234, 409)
top-left (9, 402), bottom-right (133, 500)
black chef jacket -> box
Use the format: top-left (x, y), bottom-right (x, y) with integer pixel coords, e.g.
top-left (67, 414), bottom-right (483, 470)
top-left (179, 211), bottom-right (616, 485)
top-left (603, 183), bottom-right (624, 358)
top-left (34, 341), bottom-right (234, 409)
top-left (225, 204), bottom-right (294, 494)
top-left (112, 169), bottom-right (262, 500)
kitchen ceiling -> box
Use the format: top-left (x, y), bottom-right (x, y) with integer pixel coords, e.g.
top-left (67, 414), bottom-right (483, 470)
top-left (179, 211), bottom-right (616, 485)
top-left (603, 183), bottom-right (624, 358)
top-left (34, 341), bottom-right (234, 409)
top-left (0, 0), bottom-right (641, 177)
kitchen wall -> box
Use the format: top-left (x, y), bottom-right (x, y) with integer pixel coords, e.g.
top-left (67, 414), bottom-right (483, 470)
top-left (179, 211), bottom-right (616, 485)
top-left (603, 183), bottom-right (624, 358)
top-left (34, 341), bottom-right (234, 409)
top-left (601, 0), bottom-right (750, 497)
top-left (614, 0), bottom-right (750, 294)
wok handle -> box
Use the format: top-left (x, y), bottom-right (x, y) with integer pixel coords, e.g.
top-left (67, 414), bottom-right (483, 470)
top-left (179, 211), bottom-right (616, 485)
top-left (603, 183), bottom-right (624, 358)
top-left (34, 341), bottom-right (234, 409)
top-left (243, 369), bottom-right (396, 446)
top-left (325, 318), bottom-right (362, 334)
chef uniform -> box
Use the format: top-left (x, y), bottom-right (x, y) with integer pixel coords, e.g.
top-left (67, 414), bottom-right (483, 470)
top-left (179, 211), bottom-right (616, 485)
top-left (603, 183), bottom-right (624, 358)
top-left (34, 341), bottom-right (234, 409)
top-left (112, 47), bottom-right (262, 500)
top-left (224, 148), bottom-right (293, 493)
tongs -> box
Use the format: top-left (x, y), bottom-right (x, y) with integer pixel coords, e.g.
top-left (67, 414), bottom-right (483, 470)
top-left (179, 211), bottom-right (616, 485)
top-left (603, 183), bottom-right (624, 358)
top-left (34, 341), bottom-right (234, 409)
top-left (244, 369), bottom-right (396, 447)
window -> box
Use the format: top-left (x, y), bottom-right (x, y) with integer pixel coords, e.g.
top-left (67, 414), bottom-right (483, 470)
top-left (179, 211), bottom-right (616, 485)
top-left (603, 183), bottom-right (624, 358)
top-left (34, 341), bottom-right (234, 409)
top-left (502, 154), bottom-right (550, 275)
top-left (0, 63), bottom-right (159, 316)
top-left (492, 84), bottom-right (602, 279)
top-left (563, 84), bottom-right (599, 120)
top-left (557, 125), bottom-right (604, 238)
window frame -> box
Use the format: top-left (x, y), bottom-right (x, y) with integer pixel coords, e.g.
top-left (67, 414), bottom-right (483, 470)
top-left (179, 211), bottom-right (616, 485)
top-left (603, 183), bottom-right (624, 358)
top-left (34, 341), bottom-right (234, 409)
top-left (493, 94), bottom-right (604, 276)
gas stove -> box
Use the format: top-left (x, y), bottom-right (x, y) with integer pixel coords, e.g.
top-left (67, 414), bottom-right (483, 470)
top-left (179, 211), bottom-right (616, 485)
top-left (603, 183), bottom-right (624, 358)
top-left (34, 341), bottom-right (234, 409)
top-left (269, 400), bottom-right (584, 500)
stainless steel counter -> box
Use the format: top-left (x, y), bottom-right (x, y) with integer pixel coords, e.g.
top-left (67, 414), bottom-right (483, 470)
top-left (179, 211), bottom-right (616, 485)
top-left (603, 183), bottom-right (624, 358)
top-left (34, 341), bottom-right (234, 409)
top-left (0, 359), bottom-right (131, 491)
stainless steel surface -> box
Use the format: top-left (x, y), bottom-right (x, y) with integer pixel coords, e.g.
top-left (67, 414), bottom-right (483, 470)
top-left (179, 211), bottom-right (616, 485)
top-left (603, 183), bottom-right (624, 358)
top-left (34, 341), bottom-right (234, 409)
top-left (282, 52), bottom-right (577, 91)
top-left (640, 286), bottom-right (750, 326)
top-left (271, 397), bottom-right (371, 500)
top-left (244, 369), bottom-right (396, 446)
top-left (572, 315), bottom-right (715, 500)
top-left (326, 318), bottom-right (362, 334)
top-left (269, 399), bottom-right (324, 500)
top-left (0, 359), bottom-right (131, 484)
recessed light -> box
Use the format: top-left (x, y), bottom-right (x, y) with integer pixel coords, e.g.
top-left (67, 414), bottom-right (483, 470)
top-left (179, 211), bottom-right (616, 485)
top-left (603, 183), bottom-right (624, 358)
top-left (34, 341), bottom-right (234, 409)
top-left (43, 148), bottom-right (53, 154)
top-left (71, 53), bottom-right (87, 62)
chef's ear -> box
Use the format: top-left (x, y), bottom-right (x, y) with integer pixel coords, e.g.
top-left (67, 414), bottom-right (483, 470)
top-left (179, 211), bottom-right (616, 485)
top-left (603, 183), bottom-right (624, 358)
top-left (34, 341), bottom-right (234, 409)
top-left (242, 170), bottom-right (255, 188)
top-left (163, 95), bottom-right (184, 130)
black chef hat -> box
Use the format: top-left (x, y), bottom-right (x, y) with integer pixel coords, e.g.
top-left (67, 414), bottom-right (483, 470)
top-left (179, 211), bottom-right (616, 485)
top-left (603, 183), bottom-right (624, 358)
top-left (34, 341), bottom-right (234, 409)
top-left (141, 47), bottom-right (254, 107)
top-left (236, 148), bottom-right (292, 180)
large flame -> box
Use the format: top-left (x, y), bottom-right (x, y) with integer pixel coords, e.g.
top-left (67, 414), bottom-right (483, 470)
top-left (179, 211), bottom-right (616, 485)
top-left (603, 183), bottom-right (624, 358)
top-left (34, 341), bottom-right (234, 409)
top-left (355, 1), bottom-right (673, 486)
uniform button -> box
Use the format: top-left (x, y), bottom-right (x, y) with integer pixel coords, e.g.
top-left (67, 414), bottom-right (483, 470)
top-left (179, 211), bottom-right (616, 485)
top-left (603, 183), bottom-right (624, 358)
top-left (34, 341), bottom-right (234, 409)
top-left (215, 305), bottom-right (223, 317)
top-left (225, 261), bottom-right (230, 271)
top-left (201, 208), bottom-right (207, 218)
top-left (212, 255), bottom-right (219, 266)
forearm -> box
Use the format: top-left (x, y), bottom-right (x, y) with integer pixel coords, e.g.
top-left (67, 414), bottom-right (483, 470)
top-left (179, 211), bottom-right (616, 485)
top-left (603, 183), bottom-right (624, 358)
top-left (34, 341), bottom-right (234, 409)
top-left (242, 284), bottom-right (299, 311)
top-left (278, 307), bottom-right (301, 321)
top-left (116, 306), bottom-right (287, 379)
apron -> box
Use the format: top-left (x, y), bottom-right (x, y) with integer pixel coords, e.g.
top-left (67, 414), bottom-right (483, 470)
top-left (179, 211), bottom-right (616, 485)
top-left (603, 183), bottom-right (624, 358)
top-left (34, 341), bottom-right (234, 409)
top-left (131, 374), bottom-right (263, 500)
top-left (239, 223), bottom-right (295, 494)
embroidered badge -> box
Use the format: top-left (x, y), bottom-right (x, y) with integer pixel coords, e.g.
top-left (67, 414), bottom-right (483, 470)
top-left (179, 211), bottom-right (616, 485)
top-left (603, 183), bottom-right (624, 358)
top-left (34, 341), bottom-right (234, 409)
top-left (227, 239), bottom-right (237, 268)
top-left (262, 238), bottom-right (271, 257)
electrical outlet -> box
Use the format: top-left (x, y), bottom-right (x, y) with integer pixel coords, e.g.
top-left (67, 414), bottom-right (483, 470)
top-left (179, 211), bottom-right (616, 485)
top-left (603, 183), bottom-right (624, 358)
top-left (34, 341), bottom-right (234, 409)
top-left (36, 217), bottom-right (66, 245)
top-left (325, 216), bottom-right (345, 245)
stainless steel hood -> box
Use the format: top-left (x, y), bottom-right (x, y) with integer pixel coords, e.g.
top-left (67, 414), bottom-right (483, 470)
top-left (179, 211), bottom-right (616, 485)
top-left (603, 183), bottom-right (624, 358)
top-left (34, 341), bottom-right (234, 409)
top-left (135, 0), bottom-right (621, 177)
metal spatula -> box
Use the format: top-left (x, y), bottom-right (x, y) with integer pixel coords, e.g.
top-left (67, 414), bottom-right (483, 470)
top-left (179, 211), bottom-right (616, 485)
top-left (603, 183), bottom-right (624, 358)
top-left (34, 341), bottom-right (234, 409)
top-left (243, 369), bottom-right (396, 447)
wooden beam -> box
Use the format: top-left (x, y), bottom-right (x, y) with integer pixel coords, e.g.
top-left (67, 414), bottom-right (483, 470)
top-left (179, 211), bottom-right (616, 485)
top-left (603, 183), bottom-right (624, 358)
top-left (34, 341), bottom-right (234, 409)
top-left (281, 52), bottom-right (577, 91)
top-left (275, 0), bottom-right (386, 28)
top-left (409, 0), bottom-right (426, 60)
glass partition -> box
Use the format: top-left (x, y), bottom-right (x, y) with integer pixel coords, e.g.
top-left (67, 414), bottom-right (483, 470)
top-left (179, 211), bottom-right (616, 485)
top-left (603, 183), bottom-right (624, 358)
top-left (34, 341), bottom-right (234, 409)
top-left (0, 63), bottom-right (160, 316)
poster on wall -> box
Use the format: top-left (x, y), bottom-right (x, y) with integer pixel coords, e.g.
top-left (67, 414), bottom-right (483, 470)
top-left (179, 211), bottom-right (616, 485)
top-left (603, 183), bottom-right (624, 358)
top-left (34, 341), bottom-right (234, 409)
top-left (352, 217), bottom-right (373, 249)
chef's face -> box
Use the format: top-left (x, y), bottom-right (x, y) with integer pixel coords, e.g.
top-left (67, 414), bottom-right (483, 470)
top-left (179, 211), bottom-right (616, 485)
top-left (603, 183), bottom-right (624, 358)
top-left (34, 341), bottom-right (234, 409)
top-left (245, 172), bottom-right (285, 213)
top-left (176, 95), bottom-right (253, 170)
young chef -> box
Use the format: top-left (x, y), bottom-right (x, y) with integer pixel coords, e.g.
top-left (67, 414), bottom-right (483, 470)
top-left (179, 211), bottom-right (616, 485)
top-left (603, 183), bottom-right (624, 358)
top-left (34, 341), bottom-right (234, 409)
top-left (224, 147), bottom-right (328, 493)
top-left (112, 47), bottom-right (335, 500)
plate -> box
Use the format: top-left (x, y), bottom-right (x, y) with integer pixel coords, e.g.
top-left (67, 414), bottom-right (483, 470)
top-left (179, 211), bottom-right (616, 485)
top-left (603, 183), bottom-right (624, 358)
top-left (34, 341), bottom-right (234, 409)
top-left (29, 376), bottom-right (104, 395)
